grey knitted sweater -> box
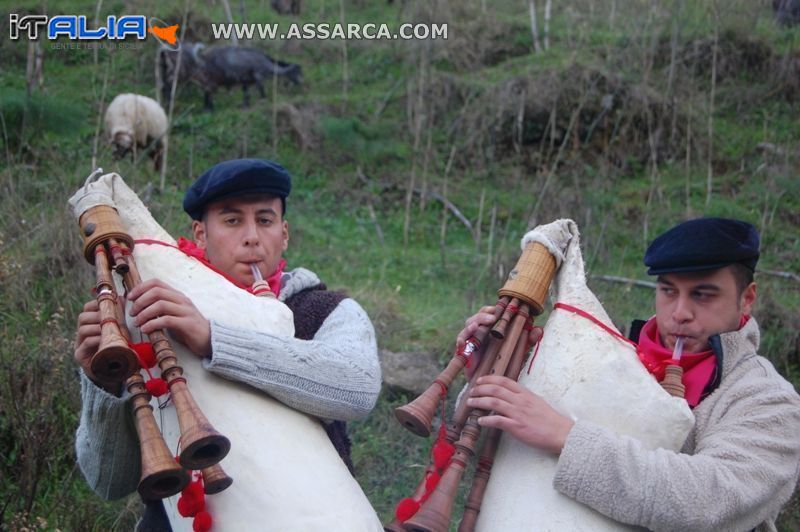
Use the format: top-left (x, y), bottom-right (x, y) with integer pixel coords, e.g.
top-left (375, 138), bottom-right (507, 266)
top-left (75, 267), bottom-right (381, 499)
top-left (553, 317), bottom-right (800, 532)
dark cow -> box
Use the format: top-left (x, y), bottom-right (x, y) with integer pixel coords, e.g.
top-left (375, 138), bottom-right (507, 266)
top-left (157, 43), bottom-right (303, 110)
top-left (774, 0), bottom-right (800, 25)
top-left (158, 42), bottom-right (207, 106)
top-left (271, 0), bottom-right (302, 15)
top-left (201, 46), bottom-right (303, 110)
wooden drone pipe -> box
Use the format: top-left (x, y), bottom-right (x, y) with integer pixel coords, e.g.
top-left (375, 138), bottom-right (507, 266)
top-left (403, 306), bottom-right (531, 532)
top-left (89, 245), bottom-right (139, 383)
top-left (394, 297), bottom-right (510, 438)
top-left (458, 326), bottom-right (534, 532)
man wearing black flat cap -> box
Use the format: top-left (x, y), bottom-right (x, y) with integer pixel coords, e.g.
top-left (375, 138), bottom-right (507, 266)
top-left (461, 217), bottom-right (800, 531)
top-left (73, 159), bottom-right (381, 515)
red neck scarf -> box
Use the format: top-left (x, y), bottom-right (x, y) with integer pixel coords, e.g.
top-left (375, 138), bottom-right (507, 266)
top-left (176, 237), bottom-right (285, 297)
top-left (637, 317), bottom-right (743, 407)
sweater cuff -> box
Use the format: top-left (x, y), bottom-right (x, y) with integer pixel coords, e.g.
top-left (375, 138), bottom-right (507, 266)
top-left (78, 370), bottom-right (130, 424)
top-left (207, 319), bottom-right (276, 370)
top-left (76, 371), bottom-right (140, 499)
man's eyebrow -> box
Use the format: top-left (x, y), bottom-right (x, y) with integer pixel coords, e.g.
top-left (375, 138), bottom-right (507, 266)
top-left (691, 283), bottom-right (721, 292)
top-left (255, 208), bottom-right (278, 216)
top-left (216, 206), bottom-right (243, 215)
top-left (656, 277), bottom-right (721, 292)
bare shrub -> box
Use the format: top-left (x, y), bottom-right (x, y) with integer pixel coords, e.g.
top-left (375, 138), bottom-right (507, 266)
top-left (425, 63), bottom-right (694, 173)
top-left (276, 102), bottom-right (324, 152)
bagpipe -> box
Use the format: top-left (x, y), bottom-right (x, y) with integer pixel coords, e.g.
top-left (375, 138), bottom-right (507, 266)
top-left (69, 170), bottom-right (383, 531)
top-left (386, 219), bottom-right (695, 532)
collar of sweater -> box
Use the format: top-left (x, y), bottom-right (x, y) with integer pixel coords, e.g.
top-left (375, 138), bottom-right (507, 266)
top-left (716, 316), bottom-right (760, 379)
top-left (278, 267), bottom-right (323, 302)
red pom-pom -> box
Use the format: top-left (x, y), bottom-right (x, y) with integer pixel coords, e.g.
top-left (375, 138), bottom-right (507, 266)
top-left (131, 342), bottom-right (157, 368)
top-left (177, 494), bottom-right (204, 517)
top-left (395, 497), bottom-right (420, 522)
top-left (432, 439), bottom-right (455, 470)
top-left (193, 510), bottom-right (212, 532)
top-left (186, 479), bottom-right (205, 499)
top-left (145, 378), bottom-right (168, 397)
top-left (178, 480), bottom-right (205, 517)
top-left (424, 470), bottom-right (441, 492)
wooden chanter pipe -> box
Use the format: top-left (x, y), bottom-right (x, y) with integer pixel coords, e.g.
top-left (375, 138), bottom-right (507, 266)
top-left (128, 372), bottom-right (191, 499)
top-left (119, 242), bottom-right (231, 470)
top-left (202, 463), bottom-right (234, 494)
top-left (390, 241), bottom-right (556, 532)
top-left (79, 205), bottom-right (140, 383)
top-left (661, 364), bottom-right (686, 398)
top-left (403, 305), bottom-right (532, 532)
top-left (383, 521), bottom-right (406, 532)
top-left (382, 464), bottom-right (437, 532)
top-left (458, 322), bottom-right (535, 532)
top-left (109, 292), bottom-right (190, 500)
top-left (394, 297), bottom-right (510, 437)
top-left (445, 302), bottom-right (521, 443)
top-left (89, 245), bottom-right (140, 383)
top-left (78, 204), bottom-right (231, 492)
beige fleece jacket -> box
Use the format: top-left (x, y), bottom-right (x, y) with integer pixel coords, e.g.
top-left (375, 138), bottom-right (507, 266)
top-left (553, 317), bottom-right (800, 532)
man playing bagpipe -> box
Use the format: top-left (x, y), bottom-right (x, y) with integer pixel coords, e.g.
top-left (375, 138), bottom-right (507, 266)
top-left (460, 218), bottom-right (800, 531)
top-left (72, 159), bottom-right (382, 530)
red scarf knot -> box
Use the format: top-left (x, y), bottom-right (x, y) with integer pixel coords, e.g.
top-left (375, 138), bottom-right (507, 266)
top-left (636, 317), bottom-right (717, 407)
top-left (174, 237), bottom-right (285, 296)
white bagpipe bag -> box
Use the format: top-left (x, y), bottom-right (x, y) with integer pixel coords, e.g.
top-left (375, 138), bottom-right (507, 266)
top-left (475, 219), bottom-right (695, 531)
top-left (70, 170), bottom-right (382, 532)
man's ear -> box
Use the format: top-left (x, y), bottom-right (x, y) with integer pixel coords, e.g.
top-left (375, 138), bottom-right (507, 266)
top-left (281, 220), bottom-right (289, 252)
top-left (192, 220), bottom-right (208, 249)
top-left (740, 282), bottom-right (757, 316)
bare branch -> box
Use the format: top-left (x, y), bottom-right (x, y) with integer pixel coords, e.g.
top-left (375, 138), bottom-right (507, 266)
top-left (419, 187), bottom-right (473, 234)
top-left (758, 269), bottom-right (800, 283)
top-left (591, 275), bottom-right (657, 289)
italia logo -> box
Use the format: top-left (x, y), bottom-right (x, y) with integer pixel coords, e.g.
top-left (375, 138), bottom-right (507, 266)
top-left (8, 14), bottom-right (180, 49)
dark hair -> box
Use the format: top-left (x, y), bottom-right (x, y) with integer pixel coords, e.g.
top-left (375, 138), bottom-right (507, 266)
top-left (729, 263), bottom-right (755, 295)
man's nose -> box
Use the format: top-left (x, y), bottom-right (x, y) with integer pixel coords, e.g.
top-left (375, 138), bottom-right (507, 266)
top-left (241, 221), bottom-right (259, 246)
top-left (672, 295), bottom-right (693, 324)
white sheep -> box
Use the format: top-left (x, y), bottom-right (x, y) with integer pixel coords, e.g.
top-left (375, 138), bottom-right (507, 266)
top-left (104, 93), bottom-right (168, 171)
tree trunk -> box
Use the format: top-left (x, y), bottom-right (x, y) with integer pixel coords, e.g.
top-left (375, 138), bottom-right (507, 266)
top-left (706, 0), bottom-right (719, 206)
top-left (528, 0), bottom-right (542, 54)
top-left (339, 0), bottom-right (349, 106)
top-left (25, 40), bottom-right (44, 95)
top-left (544, 0), bottom-right (552, 50)
top-left (220, 0), bottom-right (239, 45)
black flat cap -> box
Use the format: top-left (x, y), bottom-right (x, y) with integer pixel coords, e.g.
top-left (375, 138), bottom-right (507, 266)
top-left (183, 158), bottom-right (292, 220)
top-left (644, 218), bottom-right (759, 275)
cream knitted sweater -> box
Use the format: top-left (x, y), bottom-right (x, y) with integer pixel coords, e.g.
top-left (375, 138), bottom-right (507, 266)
top-left (554, 317), bottom-right (800, 531)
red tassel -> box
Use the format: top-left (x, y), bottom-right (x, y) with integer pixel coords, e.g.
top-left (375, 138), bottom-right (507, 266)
top-left (130, 342), bottom-right (157, 368)
top-left (424, 470), bottom-right (441, 492)
top-left (432, 439), bottom-right (455, 470)
top-left (187, 478), bottom-right (205, 499)
top-left (193, 510), bottom-right (212, 532)
top-left (177, 495), bottom-right (203, 518)
top-left (145, 378), bottom-right (168, 397)
top-left (395, 497), bottom-right (420, 522)
top-left (177, 479), bottom-right (205, 517)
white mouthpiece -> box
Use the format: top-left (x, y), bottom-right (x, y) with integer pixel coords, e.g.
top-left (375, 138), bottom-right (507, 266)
top-left (672, 337), bottom-right (685, 362)
top-left (250, 263), bottom-right (263, 282)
